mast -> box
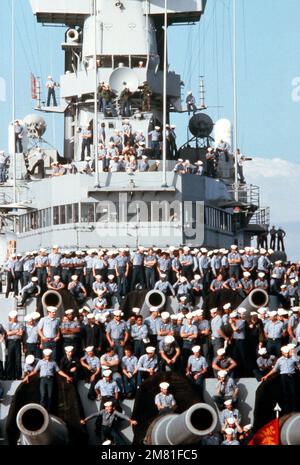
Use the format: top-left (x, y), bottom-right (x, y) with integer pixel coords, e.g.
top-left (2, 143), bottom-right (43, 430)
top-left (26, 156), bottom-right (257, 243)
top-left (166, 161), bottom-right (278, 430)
top-left (12, 0), bottom-right (17, 206)
top-left (161, 0), bottom-right (168, 187)
top-left (233, 0), bottom-right (238, 201)
top-left (94, 0), bottom-right (100, 188)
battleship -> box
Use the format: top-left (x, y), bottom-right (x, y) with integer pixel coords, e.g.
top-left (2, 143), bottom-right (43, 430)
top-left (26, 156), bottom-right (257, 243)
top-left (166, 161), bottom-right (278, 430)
top-left (0, 0), bottom-right (298, 448)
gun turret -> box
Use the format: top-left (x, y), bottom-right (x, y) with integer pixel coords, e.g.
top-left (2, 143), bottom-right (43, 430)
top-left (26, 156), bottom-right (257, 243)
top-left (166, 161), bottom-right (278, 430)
top-left (16, 404), bottom-right (69, 445)
top-left (140, 289), bottom-right (166, 318)
top-left (237, 289), bottom-right (269, 317)
top-left (144, 403), bottom-right (218, 445)
top-left (41, 290), bottom-right (64, 318)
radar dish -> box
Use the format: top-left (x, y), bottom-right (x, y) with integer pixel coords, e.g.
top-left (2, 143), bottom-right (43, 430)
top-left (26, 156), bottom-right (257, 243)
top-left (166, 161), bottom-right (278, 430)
top-left (188, 113), bottom-right (214, 138)
top-left (109, 67), bottom-right (139, 94)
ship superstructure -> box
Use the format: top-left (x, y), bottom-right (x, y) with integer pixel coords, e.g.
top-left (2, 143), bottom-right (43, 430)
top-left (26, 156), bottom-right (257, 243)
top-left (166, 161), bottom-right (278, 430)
top-left (0, 0), bottom-right (269, 255)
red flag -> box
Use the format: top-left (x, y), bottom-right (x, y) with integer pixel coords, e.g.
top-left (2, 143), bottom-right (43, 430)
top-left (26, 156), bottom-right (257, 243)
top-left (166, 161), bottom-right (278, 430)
top-left (248, 418), bottom-right (280, 446)
top-left (31, 73), bottom-right (37, 100)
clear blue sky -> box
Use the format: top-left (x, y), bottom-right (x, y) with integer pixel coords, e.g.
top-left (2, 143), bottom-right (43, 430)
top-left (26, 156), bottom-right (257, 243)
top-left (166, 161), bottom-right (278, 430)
top-left (0, 0), bottom-right (300, 257)
top-left (0, 0), bottom-right (300, 159)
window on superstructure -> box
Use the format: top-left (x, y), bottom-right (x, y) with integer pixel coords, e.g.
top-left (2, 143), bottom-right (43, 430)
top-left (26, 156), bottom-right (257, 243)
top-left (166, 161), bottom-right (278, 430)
top-left (66, 204), bottom-right (73, 224)
top-left (60, 205), bottom-right (66, 224)
top-left (53, 207), bottom-right (59, 225)
top-left (81, 203), bottom-right (95, 223)
top-left (73, 204), bottom-right (79, 223)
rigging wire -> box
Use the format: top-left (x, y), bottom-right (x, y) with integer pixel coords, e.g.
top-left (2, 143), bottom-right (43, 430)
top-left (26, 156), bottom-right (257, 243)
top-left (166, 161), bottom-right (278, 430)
top-left (19, 0), bottom-right (40, 74)
top-left (7, 1), bottom-right (32, 75)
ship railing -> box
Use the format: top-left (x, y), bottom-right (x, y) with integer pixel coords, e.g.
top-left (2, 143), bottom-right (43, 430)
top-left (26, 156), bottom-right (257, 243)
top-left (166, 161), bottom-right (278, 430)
top-left (249, 207), bottom-right (270, 226)
top-left (228, 183), bottom-right (260, 208)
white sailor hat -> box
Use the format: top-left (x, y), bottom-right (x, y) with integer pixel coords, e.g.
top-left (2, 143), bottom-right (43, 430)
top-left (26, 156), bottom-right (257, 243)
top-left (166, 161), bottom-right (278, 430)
top-left (217, 348), bottom-right (226, 356)
top-left (103, 369), bottom-right (112, 377)
top-left (230, 311), bottom-right (238, 318)
top-left (71, 275), bottom-right (78, 280)
top-left (277, 308), bottom-right (288, 316)
top-left (192, 345), bottom-right (201, 353)
top-left (183, 246), bottom-right (190, 252)
top-left (170, 314), bottom-right (178, 320)
top-left (155, 126), bottom-right (160, 130)
top-left (227, 417), bottom-right (235, 425)
top-left (159, 382), bottom-right (170, 390)
top-left (32, 312), bottom-right (40, 320)
top-left (146, 346), bottom-right (156, 353)
top-left (85, 346), bottom-right (94, 352)
top-left (186, 313), bottom-right (194, 319)
top-left (25, 355), bottom-right (35, 365)
top-left (47, 306), bottom-right (57, 312)
top-left (223, 303), bottom-right (231, 310)
top-left (104, 401), bottom-right (113, 408)
top-left (24, 313), bottom-right (34, 322)
top-left (113, 310), bottom-right (122, 317)
top-left (43, 349), bottom-right (52, 356)
top-left (238, 308), bottom-right (247, 315)
top-left (194, 309), bottom-right (204, 316)
top-left (280, 284), bottom-right (287, 289)
top-left (150, 307), bottom-right (159, 312)
top-left (165, 335), bottom-right (175, 344)
top-left (9, 311), bottom-right (18, 318)
top-left (292, 306), bottom-right (300, 312)
top-left (176, 313), bottom-right (184, 320)
top-left (269, 310), bottom-right (278, 317)
top-left (132, 307), bottom-right (140, 314)
top-left (171, 124), bottom-right (176, 129)
top-left (200, 247), bottom-right (208, 253)
top-left (179, 296), bottom-right (187, 301)
top-left (224, 399), bottom-right (233, 406)
top-left (281, 346), bottom-right (290, 354)
top-left (260, 248), bottom-right (266, 254)
top-left (230, 244), bottom-right (238, 249)
top-left (179, 276), bottom-right (187, 283)
top-left (287, 343), bottom-right (296, 350)
top-left (218, 370), bottom-right (227, 378)
top-left (64, 346), bottom-right (74, 352)
top-left (239, 249), bottom-right (245, 254)
top-left (243, 272), bottom-right (251, 277)
top-left (250, 311), bottom-right (258, 316)
top-left (65, 309), bottom-right (74, 315)
top-left (290, 279), bottom-right (296, 284)
top-left (268, 249), bottom-right (274, 255)
top-left (225, 428), bottom-right (234, 435)
top-left (160, 273), bottom-right (167, 278)
top-left (275, 260), bottom-right (282, 265)
top-left (258, 348), bottom-right (267, 356)
top-left (87, 314), bottom-right (95, 320)
top-left (210, 307), bottom-right (218, 314)
top-left (196, 160), bottom-right (203, 165)
top-left (258, 307), bottom-right (268, 314)
top-left (194, 274), bottom-right (201, 280)
top-left (258, 272), bottom-right (265, 278)
top-left (161, 311), bottom-right (170, 320)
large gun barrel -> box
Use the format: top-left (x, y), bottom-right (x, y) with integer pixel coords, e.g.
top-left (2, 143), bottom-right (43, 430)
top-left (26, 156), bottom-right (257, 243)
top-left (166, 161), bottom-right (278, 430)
top-left (280, 413), bottom-right (300, 445)
top-left (140, 290), bottom-right (166, 318)
top-left (41, 290), bottom-right (64, 317)
top-left (237, 289), bottom-right (269, 317)
top-left (16, 404), bottom-right (70, 445)
top-left (146, 403), bottom-right (217, 445)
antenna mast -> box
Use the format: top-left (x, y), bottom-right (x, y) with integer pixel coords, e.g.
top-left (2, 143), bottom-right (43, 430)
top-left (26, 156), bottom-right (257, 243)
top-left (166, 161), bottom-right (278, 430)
top-left (161, 0), bottom-right (168, 187)
top-left (94, 0), bottom-right (100, 188)
top-left (233, 0), bottom-right (238, 200)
